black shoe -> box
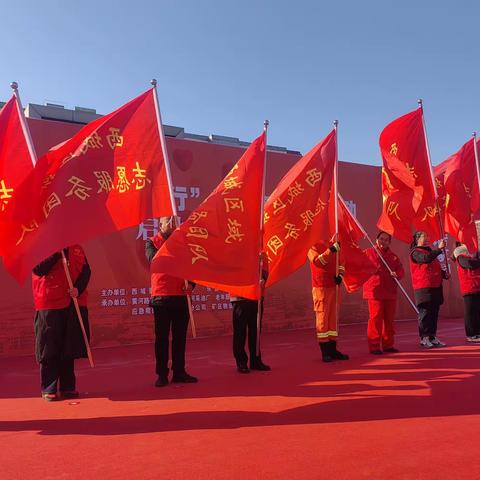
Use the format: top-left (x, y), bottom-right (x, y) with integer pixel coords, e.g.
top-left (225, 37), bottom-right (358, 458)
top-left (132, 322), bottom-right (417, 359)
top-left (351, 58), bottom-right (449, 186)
top-left (237, 364), bottom-right (250, 374)
top-left (370, 350), bottom-right (383, 355)
top-left (155, 375), bottom-right (169, 387)
top-left (331, 350), bottom-right (349, 360)
top-left (330, 340), bottom-right (349, 360)
top-left (172, 372), bottom-right (198, 383)
top-left (250, 361), bottom-right (271, 371)
top-left (383, 347), bottom-right (399, 353)
top-left (320, 342), bottom-right (333, 363)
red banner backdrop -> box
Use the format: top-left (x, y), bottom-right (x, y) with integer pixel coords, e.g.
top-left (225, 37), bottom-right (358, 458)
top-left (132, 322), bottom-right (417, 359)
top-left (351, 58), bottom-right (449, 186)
top-left (0, 117), bottom-right (464, 357)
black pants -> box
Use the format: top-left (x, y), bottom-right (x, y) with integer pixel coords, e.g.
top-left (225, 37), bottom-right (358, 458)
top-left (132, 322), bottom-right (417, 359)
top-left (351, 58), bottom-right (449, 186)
top-left (40, 358), bottom-right (75, 394)
top-left (35, 306), bottom-right (89, 393)
top-left (418, 302), bottom-right (441, 338)
top-left (463, 294), bottom-right (480, 337)
top-left (232, 299), bottom-right (263, 366)
top-left (153, 297), bottom-right (189, 376)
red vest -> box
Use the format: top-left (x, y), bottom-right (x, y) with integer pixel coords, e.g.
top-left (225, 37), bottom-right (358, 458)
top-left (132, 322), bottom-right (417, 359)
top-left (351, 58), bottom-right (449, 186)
top-left (363, 247), bottom-right (404, 300)
top-left (32, 245), bottom-right (88, 310)
top-left (457, 255), bottom-right (480, 295)
top-left (310, 245), bottom-right (344, 289)
top-left (409, 247), bottom-right (443, 290)
top-left (150, 234), bottom-right (186, 296)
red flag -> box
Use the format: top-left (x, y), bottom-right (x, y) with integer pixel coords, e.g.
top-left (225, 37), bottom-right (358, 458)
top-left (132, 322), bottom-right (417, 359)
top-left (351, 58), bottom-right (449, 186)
top-left (337, 196), bottom-right (376, 293)
top-left (377, 108), bottom-right (439, 242)
top-left (261, 129), bottom-right (337, 289)
top-left (151, 132), bottom-right (266, 293)
top-left (0, 95), bottom-right (34, 215)
top-left (442, 137), bottom-right (480, 251)
top-left (223, 130), bottom-right (337, 300)
top-left (0, 88), bottom-right (173, 282)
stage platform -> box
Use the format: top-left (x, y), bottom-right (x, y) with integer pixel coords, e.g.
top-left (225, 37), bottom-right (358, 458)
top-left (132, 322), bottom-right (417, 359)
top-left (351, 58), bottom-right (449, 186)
top-left (1, 318), bottom-right (479, 479)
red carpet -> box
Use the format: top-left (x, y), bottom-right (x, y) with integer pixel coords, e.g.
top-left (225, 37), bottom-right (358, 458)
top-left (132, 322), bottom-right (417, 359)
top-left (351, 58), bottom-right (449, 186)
top-left (1, 319), bottom-right (480, 479)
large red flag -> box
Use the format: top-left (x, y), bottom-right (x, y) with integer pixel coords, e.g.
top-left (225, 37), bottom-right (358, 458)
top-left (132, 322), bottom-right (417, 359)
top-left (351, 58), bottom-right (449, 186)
top-left (377, 108), bottom-right (439, 242)
top-left (0, 95), bottom-right (34, 215)
top-left (0, 88), bottom-right (173, 282)
top-left (151, 132), bottom-right (266, 293)
top-left (262, 129), bottom-right (337, 289)
top-left (223, 130), bottom-right (337, 300)
top-left (442, 137), bottom-right (480, 251)
top-left (224, 131), bottom-right (374, 299)
top-left (337, 196), bottom-right (376, 293)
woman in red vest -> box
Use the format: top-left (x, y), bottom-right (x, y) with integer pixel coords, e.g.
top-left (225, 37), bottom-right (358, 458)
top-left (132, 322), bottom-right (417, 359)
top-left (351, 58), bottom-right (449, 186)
top-left (146, 216), bottom-right (197, 387)
top-left (363, 231), bottom-right (404, 354)
top-left (453, 244), bottom-right (480, 343)
top-left (410, 231), bottom-right (448, 348)
top-left (32, 245), bottom-right (91, 401)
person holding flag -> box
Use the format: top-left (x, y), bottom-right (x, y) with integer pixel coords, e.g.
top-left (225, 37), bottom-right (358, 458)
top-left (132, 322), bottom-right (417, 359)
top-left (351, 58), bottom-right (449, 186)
top-left (363, 231), bottom-right (405, 354)
top-left (32, 245), bottom-right (91, 401)
top-left (453, 243), bottom-right (480, 343)
top-left (410, 231), bottom-right (448, 348)
top-left (151, 127), bottom-right (268, 375)
top-left (308, 240), bottom-right (349, 362)
top-left (146, 216), bottom-right (198, 387)
top-left (229, 252), bottom-right (271, 374)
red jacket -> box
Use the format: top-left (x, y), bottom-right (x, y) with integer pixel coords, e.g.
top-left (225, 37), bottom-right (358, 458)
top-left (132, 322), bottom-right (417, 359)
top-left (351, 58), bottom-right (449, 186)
top-left (308, 244), bottom-right (345, 289)
top-left (150, 234), bottom-right (187, 296)
top-left (362, 247), bottom-right (404, 300)
top-left (410, 247), bottom-right (443, 290)
top-left (32, 245), bottom-right (88, 310)
top-left (457, 254), bottom-right (480, 295)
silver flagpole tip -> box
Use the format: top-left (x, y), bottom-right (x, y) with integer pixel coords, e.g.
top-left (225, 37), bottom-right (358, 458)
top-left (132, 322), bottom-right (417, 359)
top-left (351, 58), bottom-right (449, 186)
top-left (417, 98), bottom-right (423, 107)
top-left (263, 119), bottom-right (269, 129)
top-left (333, 120), bottom-right (338, 127)
top-left (150, 79), bottom-right (157, 87)
top-left (473, 132), bottom-right (477, 138)
top-left (10, 81), bottom-right (18, 90)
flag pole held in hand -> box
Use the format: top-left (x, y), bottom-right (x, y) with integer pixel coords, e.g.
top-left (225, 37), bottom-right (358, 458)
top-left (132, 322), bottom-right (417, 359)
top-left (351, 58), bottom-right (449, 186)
top-left (333, 120), bottom-right (340, 333)
top-left (150, 79), bottom-right (196, 338)
top-left (256, 119), bottom-right (269, 357)
top-left (418, 99), bottom-right (450, 275)
top-left (61, 250), bottom-right (94, 367)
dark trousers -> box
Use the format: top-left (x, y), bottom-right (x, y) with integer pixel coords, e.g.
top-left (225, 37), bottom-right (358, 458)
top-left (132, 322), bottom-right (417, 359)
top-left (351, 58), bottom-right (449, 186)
top-left (153, 297), bottom-right (189, 377)
top-left (35, 306), bottom-right (89, 394)
top-left (232, 299), bottom-right (262, 366)
top-left (418, 302), bottom-right (441, 338)
top-left (40, 358), bottom-right (75, 394)
top-left (463, 294), bottom-right (480, 337)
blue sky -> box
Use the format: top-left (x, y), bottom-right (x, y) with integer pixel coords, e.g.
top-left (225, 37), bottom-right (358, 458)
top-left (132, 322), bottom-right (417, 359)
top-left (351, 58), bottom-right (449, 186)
top-left (1, 0), bottom-right (479, 165)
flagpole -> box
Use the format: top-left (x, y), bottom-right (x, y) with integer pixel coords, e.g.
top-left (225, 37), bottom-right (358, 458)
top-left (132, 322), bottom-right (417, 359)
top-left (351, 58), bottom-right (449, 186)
top-left (9, 82), bottom-right (94, 367)
top-left (10, 82), bottom-right (37, 166)
top-left (256, 119), bottom-right (269, 357)
top-left (61, 251), bottom-right (94, 367)
top-left (418, 99), bottom-right (450, 274)
top-left (151, 79), bottom-right (196, 338)
top-left (473, 132), bottom-right (480, 206)
top-left (338, 195), bottom-right (418, 314)
top-left (333, 120), bottom-right (340, 335)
